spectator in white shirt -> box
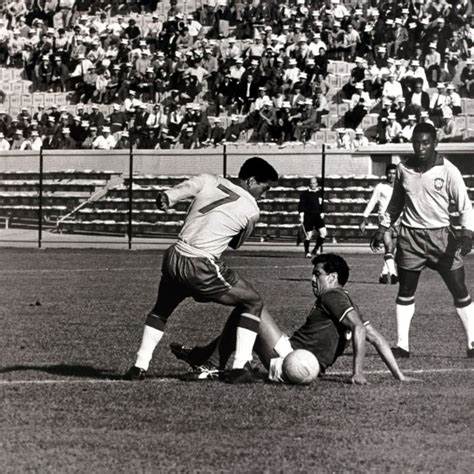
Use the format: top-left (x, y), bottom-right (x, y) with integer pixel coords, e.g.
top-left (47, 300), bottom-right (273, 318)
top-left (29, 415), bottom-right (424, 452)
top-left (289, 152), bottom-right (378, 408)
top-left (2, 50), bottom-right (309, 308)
top-left (400, 114), bottom-right (417, 142)
top-left (385, 113), bottom-right (402, 143)
top-left (0, 132), bottom-right (10, 150)
top-left (351, 129), bottom-right (369, 149)
top-left (382, 72), bottom-right (404, 102)
top-left (446, 84), bottom-right (462, 115)
top-left (29, 130), bottom-right (43, 151)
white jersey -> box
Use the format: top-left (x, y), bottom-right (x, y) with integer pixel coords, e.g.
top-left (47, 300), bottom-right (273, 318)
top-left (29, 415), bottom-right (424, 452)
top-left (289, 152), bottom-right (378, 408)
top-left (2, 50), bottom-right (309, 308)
top-left (381, 156), bottom-right (474, 230)
top-left (363, 182), bottom-right (393, 221)
top-left (165, 174), bottom-right (260, 258)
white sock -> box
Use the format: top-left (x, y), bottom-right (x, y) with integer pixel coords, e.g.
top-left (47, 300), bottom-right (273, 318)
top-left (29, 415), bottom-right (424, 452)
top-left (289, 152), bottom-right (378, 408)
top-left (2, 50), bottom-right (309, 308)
top-left (396, 303), bottom-right (415, 351)
top-left (381, 259), bottom-right (389, 275)
top-left (135, 325), bottom-right (164, 371)
top-left (385, 257), bottom-right (397, 275)
top-left (455, 303), bottom-right (474, 349)
top-left (233, 326), bottom-right (257, 369)
top-left (274, 335), bottom-right (293, 358)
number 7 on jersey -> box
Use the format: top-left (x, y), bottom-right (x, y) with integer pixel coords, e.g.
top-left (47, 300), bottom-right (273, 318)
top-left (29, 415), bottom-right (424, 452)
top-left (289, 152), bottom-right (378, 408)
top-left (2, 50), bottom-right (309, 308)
top-left (199, 184), bottom-right (240, 214)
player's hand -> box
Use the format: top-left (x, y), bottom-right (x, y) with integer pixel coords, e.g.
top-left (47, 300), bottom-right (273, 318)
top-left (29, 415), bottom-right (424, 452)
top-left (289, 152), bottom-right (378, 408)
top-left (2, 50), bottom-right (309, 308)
top-left (359, 219), bottom-right (367, 234)
top-left (156, 192), bottom-right (170, 211)
top-left (351, 373), bottom-right (368, 385)
top-left (458, 228), bottom-right (472, 256)
top-left (370, 227), bottom-right (386, 252)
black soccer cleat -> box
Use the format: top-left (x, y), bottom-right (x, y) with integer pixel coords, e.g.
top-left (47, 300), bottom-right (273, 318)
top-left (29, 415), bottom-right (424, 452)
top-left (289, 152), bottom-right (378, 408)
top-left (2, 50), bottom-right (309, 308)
top-left (123, 366), bottom-right (147, 381)
top-left (467, 348), bottom-right (474, 358)
top-left (390, 274), bottom-right (399, 285)
top-left (379, 274), bottom-right (389, 284)
top-left (220, 362), bottom-right (261, 384)
top-left (391, 347), bottom-right (410, 358)
top-left (170, 342), bottom-right (197, 368)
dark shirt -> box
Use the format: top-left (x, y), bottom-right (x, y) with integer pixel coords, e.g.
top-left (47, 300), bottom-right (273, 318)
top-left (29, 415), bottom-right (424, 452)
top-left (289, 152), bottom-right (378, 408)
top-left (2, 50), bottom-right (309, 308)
top-left (298, 189), bottom-right (322, 215)
top-left (290, 288), bottom-right (363, 370)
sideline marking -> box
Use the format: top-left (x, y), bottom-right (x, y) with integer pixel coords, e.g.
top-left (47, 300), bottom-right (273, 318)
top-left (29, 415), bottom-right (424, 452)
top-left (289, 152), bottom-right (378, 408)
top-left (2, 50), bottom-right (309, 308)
top-left (0, 367), bottom-right (472, 386)
top-left (0, 264), bottom-right (310, 275)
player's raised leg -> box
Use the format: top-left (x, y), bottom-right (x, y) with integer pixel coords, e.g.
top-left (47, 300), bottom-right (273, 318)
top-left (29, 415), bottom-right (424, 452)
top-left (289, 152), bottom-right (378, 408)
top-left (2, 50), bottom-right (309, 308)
top-left (392, 268), bottom-right (420, 357)
top-left (124, 275), bottom-right (188, 380)
top-left (439, 267), bottom-right (474, 357)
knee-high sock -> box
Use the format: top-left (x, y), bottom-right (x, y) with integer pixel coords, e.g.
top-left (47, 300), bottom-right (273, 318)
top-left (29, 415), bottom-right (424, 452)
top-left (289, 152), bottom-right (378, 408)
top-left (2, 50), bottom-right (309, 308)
top-left (396, 297), bottom-right (415, 351)
top-left (455, 299), bottom-right (474, 349)
top-left (135, 326), bottom-right (164, 370)
top-left (313, 236), bottom-right (325, 253)
top-left (135, 313), bottom-right (166, 370)
top-left (233, 313), bottom-right (260, 369)
top-left (304, 240), bottom-right (310, 254)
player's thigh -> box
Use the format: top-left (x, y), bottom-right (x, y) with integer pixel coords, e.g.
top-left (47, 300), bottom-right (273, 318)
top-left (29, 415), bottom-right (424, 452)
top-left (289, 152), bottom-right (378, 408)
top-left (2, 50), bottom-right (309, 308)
top-left (396, 226), bottom-right (427, 271)
top-left (318, 226), bottom-right (327, 238)
top-left (439, 266), bottom-right (470, 300)
top-left (149, 274), bottom-right (188, 318)
top-left (211, 275), bottom-right (263, 310)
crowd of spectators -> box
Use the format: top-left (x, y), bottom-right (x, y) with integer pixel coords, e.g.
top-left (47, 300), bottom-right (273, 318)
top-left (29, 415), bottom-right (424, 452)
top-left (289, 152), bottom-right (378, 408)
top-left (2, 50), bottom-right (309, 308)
top-left (0, 0), bottom-right (472, 150)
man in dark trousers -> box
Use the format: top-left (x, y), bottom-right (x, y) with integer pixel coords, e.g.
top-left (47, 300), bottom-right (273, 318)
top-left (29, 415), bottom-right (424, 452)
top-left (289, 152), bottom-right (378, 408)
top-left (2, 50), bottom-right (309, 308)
top-left (298, 177), bottom-right (327, 258)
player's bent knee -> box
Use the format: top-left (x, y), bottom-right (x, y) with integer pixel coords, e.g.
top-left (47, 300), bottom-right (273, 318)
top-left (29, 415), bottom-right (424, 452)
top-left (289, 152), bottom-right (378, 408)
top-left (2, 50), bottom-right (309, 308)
top-left (319, 227), bottom-right (327, 238)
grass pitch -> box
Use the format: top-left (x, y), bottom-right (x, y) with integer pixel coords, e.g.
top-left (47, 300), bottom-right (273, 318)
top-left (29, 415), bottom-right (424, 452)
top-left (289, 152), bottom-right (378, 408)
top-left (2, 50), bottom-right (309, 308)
top-left (0, 248), bottom-right (472, 473)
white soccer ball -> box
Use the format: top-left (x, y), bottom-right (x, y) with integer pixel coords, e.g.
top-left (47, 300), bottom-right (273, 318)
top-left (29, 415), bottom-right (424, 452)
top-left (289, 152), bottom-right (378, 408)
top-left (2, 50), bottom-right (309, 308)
top-left (282, 349), bottom-right (320, 385)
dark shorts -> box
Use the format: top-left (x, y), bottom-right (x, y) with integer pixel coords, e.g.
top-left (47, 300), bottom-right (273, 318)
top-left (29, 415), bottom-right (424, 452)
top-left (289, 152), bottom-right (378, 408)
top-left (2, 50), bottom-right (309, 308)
top-left (396, 226), bottom-right (463, 272)
top-left (162, 244), bottom-right (240, 302)
top-left (304, 213), bottom-right (325, 231)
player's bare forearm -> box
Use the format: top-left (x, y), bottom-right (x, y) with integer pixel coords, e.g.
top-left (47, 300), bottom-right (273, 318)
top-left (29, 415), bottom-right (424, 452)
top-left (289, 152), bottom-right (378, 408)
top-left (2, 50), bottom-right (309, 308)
top-left (365, 324), bottom-right (405, 380)
top-left (351, 325), bottom-right (367, 385)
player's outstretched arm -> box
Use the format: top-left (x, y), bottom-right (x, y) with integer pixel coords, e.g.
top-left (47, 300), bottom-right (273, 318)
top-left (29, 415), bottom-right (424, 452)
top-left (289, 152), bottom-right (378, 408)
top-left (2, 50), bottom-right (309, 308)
top-left (365, 324), bottom-right (418, 382)
top-left (343, 310), bottom-right (368, 385)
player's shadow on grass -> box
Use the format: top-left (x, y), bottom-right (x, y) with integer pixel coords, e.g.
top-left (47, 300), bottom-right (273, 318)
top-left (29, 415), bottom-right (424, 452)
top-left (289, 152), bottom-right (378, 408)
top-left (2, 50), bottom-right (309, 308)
top-left (0, 364), bottom-right (122, 379)
top-left (0, 364), bottom-right (189, 381)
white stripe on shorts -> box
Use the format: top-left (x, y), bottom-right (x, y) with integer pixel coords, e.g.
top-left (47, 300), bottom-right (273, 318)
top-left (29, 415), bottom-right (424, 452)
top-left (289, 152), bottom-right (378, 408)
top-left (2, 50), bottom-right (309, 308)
top-left (208, 258), bottom-right (232, 289)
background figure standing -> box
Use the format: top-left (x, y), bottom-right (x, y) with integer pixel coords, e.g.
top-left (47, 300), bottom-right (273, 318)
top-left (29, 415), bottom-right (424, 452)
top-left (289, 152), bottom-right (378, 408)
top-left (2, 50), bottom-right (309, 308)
top-left (370, 123), bottom-right (474, 359)
top-left (360, 164), bottom-right (398, 284)
top-left (298, 177), bottom-right (327, 258)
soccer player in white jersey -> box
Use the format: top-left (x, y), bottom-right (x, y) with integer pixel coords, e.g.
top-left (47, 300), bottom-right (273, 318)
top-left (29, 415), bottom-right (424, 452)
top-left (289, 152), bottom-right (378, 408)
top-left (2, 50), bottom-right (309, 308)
top-left (370, 123), bottom-right (474, 358)
top-left (360, 164), bottom-right (398, 284)
top-left (124, 157), bottom-right (279, 383)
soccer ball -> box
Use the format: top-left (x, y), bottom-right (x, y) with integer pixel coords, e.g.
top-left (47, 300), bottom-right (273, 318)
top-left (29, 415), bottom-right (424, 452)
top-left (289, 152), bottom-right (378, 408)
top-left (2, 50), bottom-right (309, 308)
top-left (282, 349), bottom-right (320, 385)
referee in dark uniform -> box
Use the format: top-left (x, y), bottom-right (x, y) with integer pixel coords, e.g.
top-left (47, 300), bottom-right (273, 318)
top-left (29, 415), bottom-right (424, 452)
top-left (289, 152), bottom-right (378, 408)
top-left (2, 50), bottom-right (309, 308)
top-left (298, 177), bottom-right (327, 257)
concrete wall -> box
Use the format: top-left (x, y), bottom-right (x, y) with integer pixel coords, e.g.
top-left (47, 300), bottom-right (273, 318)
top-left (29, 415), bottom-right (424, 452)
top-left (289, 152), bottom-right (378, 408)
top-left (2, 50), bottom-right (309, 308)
top-left (1, 143), bottom-right (473, 176)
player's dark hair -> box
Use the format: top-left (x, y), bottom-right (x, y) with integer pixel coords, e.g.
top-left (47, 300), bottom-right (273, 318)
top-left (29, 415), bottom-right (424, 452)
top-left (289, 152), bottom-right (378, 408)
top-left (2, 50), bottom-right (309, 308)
top-left (238, 157), bottom-right (279, 183)
top-left (312, 253), bottom-right (350, 286)
top-left (386, 164), bottom-right (397, 173)
top-left (412, 122), bottom-right (437, 141)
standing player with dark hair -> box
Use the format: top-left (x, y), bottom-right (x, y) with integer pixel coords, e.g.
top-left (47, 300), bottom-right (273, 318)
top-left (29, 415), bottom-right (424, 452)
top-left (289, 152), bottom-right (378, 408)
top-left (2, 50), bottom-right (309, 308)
top-left (171, 253), bottom-right (415, 385)
top-left (371, 122), bottom-right (474, 358)
top-left (298, 177), bottom-right (327, 258)
top-left (124, 157), bottom-right (279, 383)
top-left (360, 164), bottom-right (399, 284)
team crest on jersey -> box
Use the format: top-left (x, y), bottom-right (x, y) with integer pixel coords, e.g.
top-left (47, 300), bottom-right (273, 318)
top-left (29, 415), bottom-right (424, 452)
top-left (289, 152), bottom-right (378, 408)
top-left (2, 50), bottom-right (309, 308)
top-left (434, 178), bottom-right (444, 190)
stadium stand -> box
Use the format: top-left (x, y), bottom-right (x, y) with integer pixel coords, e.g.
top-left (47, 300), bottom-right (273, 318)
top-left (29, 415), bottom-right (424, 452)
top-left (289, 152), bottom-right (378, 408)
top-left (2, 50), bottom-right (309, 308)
top-left (0, 0), bottom-right (471, 151)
